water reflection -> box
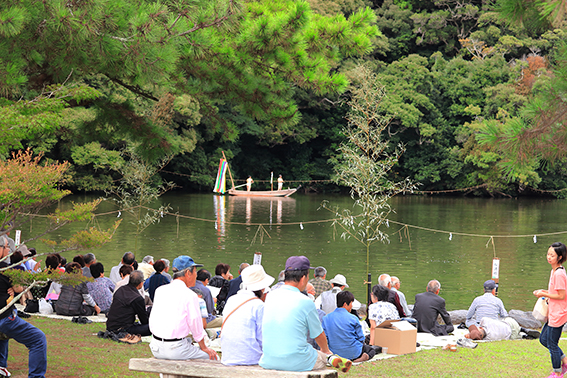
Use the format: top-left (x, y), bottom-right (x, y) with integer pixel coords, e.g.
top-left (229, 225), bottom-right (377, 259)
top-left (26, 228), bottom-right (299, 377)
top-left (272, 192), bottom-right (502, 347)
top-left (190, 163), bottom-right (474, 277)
top-left (213, 195), bottom-right (226, 249)
top-left (30, 193), bottom-right (567, 311)
top-left (226, 196), bottom-right (295, 226)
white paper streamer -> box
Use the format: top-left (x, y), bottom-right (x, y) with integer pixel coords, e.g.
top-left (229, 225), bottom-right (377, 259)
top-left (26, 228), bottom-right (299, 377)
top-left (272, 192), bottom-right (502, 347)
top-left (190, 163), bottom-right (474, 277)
top-left (160, 211), bottom-right (164, 218)
top-left (300, 222), bottom-right (304, 230)
top-left (533, 235), bottom-right (537, 243)
top-left (386, 220), bottom-right (389, 228)
top-left (449, 233), bottom-right (453, 241)
top-left (117, 211), bottom-right (121, 218)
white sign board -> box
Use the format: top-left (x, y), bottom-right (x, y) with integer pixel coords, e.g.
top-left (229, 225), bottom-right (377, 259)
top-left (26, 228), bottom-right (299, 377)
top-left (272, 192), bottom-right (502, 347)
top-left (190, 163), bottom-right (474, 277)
top-left (14, 230), bottom-right (21, 247)
top-left (253, 252), bottom-right (262, 265)
top-left (492, 258), bottom-right (500, 280)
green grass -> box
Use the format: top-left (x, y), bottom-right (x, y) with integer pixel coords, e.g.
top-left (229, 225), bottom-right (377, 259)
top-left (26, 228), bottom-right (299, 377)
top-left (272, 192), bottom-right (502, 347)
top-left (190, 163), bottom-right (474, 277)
top-left (5, 316), bottom-right (563, 377)
top-left (9, 317), bottom-right (153, 378)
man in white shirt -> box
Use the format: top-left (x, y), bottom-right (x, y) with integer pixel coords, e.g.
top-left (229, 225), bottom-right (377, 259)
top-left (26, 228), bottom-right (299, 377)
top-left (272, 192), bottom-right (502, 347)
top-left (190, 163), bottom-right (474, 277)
top-left (149, 255), bottom-right (218, 361)
top-left (110, 252), bottom-right (135, 284)
top-left (391, 276), bottom-right (411, 316)
top-left (466, 317), bottom-right (540, 341)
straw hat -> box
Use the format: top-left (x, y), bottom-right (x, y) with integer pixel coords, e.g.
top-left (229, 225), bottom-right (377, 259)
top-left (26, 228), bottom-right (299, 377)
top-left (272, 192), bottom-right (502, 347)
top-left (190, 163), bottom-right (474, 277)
top-left (242, 265), bottom-right (274, 292)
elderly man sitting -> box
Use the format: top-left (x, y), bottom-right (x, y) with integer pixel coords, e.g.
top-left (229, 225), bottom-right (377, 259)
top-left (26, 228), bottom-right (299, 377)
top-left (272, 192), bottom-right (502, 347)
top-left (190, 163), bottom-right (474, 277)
top-left (149, 256), bottom-right (218, 361)
top-left (466, 280), bottom-right (508, 327)
top-left (412, 279), bottom-right (453, 336)
top-left (138, 255), bottom-right (155, 280)
top-left (106, 270), bottom-right (150, 336)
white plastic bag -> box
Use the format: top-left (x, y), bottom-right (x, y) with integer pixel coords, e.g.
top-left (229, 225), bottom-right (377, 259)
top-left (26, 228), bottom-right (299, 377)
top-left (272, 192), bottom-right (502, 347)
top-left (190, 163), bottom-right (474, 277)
top-left (38, 299), bottom-right (53, 315)
top-left (532, 297), bottom-right (548, 322)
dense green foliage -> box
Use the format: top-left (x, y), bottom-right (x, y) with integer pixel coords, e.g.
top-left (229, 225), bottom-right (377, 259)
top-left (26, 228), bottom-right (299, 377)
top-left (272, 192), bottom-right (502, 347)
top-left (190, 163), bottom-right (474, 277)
top-left (2, 0), bottom-right (567, 196)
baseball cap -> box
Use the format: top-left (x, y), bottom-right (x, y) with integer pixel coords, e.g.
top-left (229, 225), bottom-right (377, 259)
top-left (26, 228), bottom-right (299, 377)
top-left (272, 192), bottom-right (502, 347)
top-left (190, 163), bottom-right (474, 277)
top-left (484, 280), bottom-right (496, 291)
top-left (172, 255), bottom-right (203, 271)
top-left (285, 256), bottom-right (314, 271)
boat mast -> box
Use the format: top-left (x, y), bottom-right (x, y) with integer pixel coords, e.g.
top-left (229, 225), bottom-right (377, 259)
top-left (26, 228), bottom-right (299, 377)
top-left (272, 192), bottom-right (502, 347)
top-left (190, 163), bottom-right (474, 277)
top-left (222, 151), bottom-right (236, 189)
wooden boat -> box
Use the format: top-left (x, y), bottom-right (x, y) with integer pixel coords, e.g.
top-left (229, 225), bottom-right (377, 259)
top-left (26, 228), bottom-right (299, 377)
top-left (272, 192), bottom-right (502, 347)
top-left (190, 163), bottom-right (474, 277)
top-left (227, 187), bottom-right (298, 197)
top-left (213, 151), bottom-right (298, 198)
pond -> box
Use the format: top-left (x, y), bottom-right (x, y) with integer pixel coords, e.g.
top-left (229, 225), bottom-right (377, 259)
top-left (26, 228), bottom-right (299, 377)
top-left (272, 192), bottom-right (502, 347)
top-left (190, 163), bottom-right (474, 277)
top-left (26, 193), bottom-right (565, 312)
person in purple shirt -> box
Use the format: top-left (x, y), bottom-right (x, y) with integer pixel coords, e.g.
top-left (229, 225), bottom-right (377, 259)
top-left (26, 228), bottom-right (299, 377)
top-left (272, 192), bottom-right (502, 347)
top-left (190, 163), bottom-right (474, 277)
top-left (86, 262), bottom-right (115, 313)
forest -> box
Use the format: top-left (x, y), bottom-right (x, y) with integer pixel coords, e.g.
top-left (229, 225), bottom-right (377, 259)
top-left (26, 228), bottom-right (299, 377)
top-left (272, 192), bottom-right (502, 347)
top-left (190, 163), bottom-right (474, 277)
top-left (2, 0), bottom-right (567, 197)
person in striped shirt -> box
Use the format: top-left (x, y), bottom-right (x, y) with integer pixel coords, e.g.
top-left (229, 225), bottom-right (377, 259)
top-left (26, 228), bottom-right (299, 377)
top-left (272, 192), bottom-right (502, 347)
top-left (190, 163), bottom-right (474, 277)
top-left (465, 279), bottom-right (508, 327)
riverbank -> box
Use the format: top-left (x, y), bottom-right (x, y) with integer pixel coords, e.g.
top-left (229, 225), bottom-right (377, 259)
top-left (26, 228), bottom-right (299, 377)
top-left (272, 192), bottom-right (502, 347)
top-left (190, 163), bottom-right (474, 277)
top-left (5, 316), bottom-right (560, 377)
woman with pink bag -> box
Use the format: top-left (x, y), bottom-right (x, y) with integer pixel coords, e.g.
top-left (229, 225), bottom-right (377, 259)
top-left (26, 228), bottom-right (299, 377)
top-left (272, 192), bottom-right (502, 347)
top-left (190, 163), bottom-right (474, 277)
top-left (534, 242), bottom-right (567, 378)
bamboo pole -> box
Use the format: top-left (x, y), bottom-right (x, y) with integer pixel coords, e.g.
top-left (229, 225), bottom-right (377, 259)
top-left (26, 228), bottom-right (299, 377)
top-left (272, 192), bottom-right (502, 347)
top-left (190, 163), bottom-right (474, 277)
top-left (221, 151), bottom-right (236, 189)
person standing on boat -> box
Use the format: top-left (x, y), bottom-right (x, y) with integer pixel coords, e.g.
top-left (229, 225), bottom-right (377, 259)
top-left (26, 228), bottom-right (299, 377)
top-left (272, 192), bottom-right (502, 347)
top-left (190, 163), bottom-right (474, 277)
top-left (246, 176), bottom-right (254, 191)
top-left (277, 175), bottom-right (284, 191)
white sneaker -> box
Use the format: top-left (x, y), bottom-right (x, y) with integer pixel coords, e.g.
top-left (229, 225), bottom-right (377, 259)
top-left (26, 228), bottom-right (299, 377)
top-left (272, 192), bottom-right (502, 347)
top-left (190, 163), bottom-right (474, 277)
top-left (457, 338), bottom-right (477, 349)
top-left (0, 367), bottom-right (11, 377)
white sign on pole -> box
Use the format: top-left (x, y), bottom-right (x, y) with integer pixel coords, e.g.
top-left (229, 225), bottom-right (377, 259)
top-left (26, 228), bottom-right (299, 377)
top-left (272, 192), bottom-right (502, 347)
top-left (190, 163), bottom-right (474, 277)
top-left (14, 230), bottom-right (21, 247)
top-left (492, 258), bottom-right (500, 280)
top-left (253, 252), bottom-right (262, 265)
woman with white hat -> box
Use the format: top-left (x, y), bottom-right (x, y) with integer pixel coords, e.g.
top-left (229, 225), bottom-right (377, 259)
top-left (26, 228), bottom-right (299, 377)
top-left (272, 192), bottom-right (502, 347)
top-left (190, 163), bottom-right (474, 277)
top-left (220, 264), bottom-right (274, 366)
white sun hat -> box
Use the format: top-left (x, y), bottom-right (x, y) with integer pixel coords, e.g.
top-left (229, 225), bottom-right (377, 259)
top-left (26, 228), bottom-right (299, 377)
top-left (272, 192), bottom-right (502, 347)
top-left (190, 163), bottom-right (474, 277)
top-left (329, 274), bottom-right (349, 288)
top-left (242, 265), bottom-right (275, 292)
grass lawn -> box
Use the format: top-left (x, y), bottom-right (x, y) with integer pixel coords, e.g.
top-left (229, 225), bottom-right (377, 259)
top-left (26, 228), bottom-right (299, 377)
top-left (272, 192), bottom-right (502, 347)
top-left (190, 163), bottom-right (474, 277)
top-left (4, 316), bottom-right (563, 377)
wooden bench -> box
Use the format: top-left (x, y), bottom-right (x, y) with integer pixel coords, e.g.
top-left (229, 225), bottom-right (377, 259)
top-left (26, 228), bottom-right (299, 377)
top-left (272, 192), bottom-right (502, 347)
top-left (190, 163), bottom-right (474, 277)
top-left (129, 358), bottom-right (338, 378)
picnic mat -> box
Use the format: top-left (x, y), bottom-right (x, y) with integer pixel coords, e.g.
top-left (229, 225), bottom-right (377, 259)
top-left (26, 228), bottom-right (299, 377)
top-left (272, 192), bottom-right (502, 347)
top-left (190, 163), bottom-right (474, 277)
top-left (15, 303), bottom-right (107, 323)
top-left (17, 303), bottom-right (482, 359)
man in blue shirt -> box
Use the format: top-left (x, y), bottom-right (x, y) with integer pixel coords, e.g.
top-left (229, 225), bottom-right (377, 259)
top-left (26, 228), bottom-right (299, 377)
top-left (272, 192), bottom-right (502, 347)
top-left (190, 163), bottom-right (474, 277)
top-left (260, 256), bottom-right (352, 373)
top-left (322, 291), bottom-right (376, 362)
top-left (191, 269), bottom-right (223, 328)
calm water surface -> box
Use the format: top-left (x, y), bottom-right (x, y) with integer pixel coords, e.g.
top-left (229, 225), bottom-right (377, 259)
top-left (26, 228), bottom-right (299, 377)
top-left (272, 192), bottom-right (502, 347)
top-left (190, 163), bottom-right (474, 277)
top-left (29, 193), bottom-right (567, 312)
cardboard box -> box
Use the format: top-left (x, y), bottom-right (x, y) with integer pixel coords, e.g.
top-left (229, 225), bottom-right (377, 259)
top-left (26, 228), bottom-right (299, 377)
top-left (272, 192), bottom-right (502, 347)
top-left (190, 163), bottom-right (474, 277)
top-left (371, 319), bottom-right (417, 355)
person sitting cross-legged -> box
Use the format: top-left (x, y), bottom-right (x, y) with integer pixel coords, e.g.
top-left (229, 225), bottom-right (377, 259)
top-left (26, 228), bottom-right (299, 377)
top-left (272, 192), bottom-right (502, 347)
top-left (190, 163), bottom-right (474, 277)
top-left (86, 262), bottom-right (115, 314)
top-left (106, 270), bottom-right (151, 337)
top-left (322, 291), bottom-right (376, 363)
top-left (412, 279), bottom-right (454, 336)
top-left (466, 280), bottom-right (508, 327)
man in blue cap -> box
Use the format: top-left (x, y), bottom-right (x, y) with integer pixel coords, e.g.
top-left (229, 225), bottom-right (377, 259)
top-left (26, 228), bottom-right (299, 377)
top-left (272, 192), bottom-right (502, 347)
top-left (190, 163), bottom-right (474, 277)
top-left (260, 256), bottom-right (352, 373)
top-left (465, 279), bottom-right (508, 327)
top-left (149, 255), bottom-right (218, 361)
